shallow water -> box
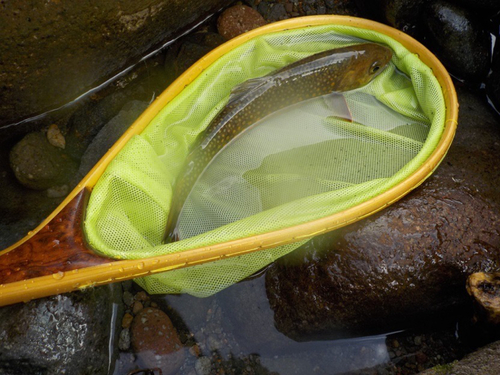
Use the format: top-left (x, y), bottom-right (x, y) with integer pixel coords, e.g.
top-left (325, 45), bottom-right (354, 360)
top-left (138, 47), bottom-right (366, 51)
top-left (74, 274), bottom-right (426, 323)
top-left (113, 273), bottom-right (474, 375)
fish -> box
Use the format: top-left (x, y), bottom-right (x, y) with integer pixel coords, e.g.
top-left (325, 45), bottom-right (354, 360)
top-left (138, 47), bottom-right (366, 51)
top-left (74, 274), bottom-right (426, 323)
top-left (164, 43), bottom-right (393, 242)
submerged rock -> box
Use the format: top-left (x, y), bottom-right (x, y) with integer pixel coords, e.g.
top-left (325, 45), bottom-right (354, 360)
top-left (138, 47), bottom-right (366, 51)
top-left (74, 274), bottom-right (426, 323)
top-left (265, 87), bottom-right (500, 341)
top-left (9, 132), bottom-right (77, 190)
top-left (74, 100), bottom-right (148, 183)
top-left (0, 284), bottom-right (122, 375)
top-left (424, 1), bottom-right (491, 81)
top-left (131, 307), bottom-right (185, 374)
top-left (170, 32), bottom-right (226, 77)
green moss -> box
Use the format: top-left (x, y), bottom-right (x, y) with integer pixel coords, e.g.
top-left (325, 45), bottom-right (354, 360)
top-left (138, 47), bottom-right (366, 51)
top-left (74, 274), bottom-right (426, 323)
top-left (431, 361), bottom-right (457, 374)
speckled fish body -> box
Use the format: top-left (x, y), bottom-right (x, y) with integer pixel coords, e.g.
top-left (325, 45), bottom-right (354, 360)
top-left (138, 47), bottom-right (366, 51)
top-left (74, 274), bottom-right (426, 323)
top-left (165, 43), bottom-right (393, 242)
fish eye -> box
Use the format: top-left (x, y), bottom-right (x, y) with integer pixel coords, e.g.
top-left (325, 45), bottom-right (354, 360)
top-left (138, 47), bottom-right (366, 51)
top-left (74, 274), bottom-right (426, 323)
top-left (370, 62), bottom-right (381, 74)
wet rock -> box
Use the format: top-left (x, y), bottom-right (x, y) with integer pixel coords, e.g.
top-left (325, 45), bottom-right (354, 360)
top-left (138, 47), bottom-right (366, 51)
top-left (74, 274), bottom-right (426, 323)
top-left (467, 272), bottom-right (500, 325)
top-left (355, 0), bottom-right (426, 37)
top-left (9, 132), bottom-right (78, 190)
top-left (0, 284), bottom-right (123, 375)
top-left (265, 87), bottom-right (500, 341)
top-left (131, 307), bottom-right (185, 374)
top-left (0, 0), bottom-right (233, 127)
top-left (217, 5), bottom-right (266, 40)
top-left (73, 100), bottom-right (148, 182)
top-left (420, 340), bottom-right (500, 375)
top-left (424, 1), bottom-right (491, 81)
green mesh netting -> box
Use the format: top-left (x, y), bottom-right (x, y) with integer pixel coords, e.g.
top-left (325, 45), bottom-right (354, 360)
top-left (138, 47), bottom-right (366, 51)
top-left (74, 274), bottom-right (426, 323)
top-left (84, 24), bottom-right (446, 297)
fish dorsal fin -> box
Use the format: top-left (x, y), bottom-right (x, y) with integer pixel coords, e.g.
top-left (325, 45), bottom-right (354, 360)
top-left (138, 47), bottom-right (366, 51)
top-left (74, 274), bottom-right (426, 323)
top-left (227, 76), bottom-right (270, 106)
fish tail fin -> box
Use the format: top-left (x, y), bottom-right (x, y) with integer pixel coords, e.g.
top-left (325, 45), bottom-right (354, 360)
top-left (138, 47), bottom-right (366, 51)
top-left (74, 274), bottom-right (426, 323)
top-left (164, 208), bottom-right (180, 243)
top-left (164, 227), bottom-right (180, 243)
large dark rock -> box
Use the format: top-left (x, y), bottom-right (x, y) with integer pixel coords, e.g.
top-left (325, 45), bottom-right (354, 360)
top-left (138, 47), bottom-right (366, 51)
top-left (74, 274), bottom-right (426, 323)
top-left (0, 284), bottom-right (123, 375)
top-left (355, 0), bottom-right (427, 37)
top-left (265, 87), bottom-right (500, 341)
top-left (0, 0), bottom-right (232, 128)
top-left (424, 1), bottom-right (491, 81)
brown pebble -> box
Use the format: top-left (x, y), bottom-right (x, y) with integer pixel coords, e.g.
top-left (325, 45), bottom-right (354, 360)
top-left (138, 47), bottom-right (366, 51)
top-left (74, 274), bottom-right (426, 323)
top-left (122, 313), bottom-right (134, 328)
top-left (133, 301), bottom-right (144, 315)
top-left (189, 344), bottom-right (201, 357)
top-left (131, 307), bottom-right (185, 372)
top-left (151, 302), bottom-right (158, 308)
top-left (46, 124), bottom-right (66, 149)
top-left (217, 5), bottom-right (266, 40)
top-left (135, 291), bottom-right (149, 302)
top-left (415, 351), bottom-right (428, 364)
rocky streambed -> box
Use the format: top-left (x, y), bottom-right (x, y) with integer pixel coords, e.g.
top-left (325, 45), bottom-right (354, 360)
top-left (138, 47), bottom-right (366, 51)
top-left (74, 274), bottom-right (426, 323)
top-left (1, 1), bottom-right (500, 374)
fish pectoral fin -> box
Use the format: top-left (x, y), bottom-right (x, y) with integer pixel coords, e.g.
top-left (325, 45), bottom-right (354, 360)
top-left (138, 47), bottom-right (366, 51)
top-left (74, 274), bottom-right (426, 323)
top-left (323, 92), bottom-right (353, 122)
top-left (227, 76), bottom-right (270, 106)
